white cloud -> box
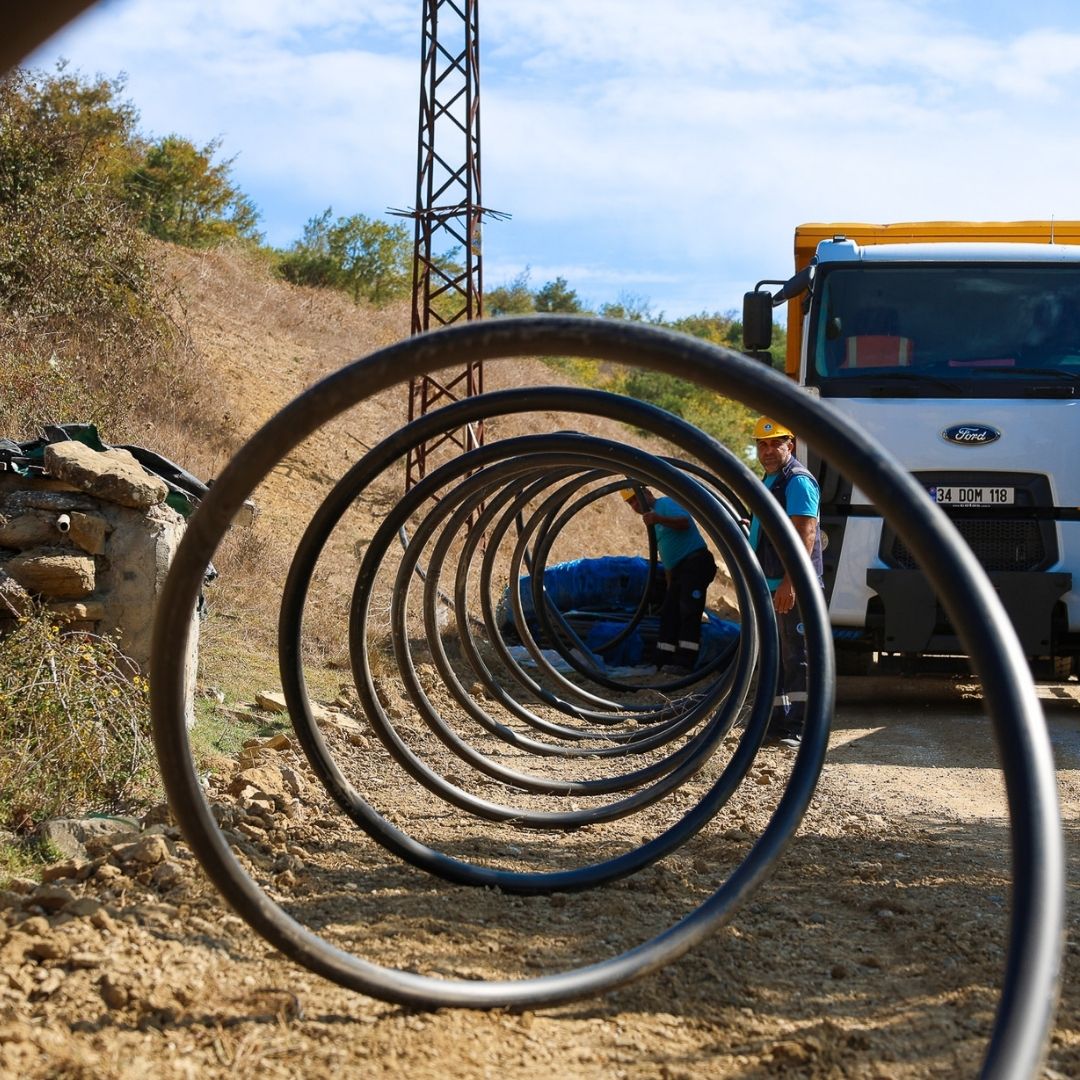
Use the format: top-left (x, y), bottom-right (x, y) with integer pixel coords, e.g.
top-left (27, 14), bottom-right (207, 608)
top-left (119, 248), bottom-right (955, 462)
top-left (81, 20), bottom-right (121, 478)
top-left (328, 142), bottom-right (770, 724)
top-left (25, 0), bottom-right (1080, 315)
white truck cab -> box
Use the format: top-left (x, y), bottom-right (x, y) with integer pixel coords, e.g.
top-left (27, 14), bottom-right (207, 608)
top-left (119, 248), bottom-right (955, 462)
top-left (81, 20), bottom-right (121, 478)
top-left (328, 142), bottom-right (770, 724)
top-left (744, 223), bottom-right (1080, 675)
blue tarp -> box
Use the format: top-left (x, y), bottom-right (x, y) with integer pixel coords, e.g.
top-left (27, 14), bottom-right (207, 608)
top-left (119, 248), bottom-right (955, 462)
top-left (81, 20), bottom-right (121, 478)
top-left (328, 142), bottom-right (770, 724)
top-left (500, 555), bottom-right (740, 669)
top-left (512, 555), bottom-right (655, 621)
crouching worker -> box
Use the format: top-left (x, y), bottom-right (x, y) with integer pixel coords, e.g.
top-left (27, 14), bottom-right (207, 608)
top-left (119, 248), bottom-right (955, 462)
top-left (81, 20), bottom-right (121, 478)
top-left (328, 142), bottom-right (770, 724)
top-left (749, 417), bottom-right (823, 749)
top-left (622, 486), bottom-right (717, 674)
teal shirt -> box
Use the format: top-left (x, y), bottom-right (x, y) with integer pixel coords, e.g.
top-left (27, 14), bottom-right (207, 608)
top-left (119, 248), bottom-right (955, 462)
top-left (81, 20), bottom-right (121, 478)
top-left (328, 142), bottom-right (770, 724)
top-left (749, 472), bottom-right (820, 591)
top-left (652, 496), bottom-right (707, 569)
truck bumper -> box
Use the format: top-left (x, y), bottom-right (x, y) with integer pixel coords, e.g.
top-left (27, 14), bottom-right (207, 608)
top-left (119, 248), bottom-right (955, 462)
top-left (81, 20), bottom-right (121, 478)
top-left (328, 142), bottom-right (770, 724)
top-left (866, 569), bottom-right (1072, 655)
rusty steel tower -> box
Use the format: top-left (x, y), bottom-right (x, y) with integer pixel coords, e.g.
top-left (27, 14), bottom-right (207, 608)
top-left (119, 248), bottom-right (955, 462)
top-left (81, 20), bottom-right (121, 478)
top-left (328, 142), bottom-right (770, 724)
top-left (398, 0), bottom-right (505, 493)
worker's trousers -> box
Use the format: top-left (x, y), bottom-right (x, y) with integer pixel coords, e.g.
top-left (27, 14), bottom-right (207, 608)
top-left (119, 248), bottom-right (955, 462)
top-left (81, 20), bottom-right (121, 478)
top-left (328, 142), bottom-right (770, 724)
top-left (769, 606), bottom-right (808, 737)
top-left (768, 579), bottom-right (824, 737)
top-left (655, 548), bottom-right (717, 669)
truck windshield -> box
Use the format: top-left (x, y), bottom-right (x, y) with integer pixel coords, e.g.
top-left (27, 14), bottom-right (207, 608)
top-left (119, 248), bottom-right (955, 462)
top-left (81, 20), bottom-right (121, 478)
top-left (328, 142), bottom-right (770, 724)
top-left (810, 264), bottom-right (1080, 395)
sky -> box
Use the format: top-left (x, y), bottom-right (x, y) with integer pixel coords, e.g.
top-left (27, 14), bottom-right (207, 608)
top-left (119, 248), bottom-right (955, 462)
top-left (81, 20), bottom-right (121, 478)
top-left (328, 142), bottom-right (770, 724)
top-left (23, 0), bottom-right (1080, 320)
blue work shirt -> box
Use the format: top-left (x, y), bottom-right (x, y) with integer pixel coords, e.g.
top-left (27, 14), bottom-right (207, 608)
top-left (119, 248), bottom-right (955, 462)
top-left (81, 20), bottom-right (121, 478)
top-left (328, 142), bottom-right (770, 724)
top-left (748, 472), bottom-right (820, 590)
top-left (651, 496), bottom-right (707, 570)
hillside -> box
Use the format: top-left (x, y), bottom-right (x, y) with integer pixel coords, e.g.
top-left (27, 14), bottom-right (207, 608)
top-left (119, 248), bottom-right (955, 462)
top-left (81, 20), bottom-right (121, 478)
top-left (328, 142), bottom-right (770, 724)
top-left (0, 243), bottom-right (1077, 1079)
top-left (153, 244), bottom-right (738, 695)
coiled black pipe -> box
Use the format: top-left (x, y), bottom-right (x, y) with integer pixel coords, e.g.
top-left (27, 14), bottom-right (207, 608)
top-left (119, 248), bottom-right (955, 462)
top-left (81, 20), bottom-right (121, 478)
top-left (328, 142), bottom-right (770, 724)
top-left (151, 316), bottom-right (1062, 1079)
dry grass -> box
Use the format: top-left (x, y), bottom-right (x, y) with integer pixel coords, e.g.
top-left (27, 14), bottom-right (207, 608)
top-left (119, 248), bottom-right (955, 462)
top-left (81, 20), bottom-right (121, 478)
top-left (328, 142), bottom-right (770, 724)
top-left (36, 241), bottom-right (737, 721)
top-left (0, 607), bottom-right (158, 832)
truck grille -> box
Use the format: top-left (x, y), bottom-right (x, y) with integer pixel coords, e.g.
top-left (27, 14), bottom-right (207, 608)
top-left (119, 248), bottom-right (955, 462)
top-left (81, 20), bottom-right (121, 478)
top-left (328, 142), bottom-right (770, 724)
top-left (888, 518), bottom-right (1047, 572)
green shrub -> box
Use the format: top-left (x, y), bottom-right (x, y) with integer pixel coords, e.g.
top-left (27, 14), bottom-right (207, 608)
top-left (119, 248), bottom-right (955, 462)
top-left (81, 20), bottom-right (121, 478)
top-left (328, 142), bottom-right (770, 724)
top-left (0, 66), bottom-right (182, 439)
top-left (0, 607), bottom-right (157, 833)
top-left (277, 208), bottom-right (411, 303)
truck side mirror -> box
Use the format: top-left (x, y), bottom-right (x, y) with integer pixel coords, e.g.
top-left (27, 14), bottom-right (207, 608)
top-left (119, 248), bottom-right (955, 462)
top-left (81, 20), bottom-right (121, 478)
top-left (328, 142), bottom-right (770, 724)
top-left (743, 290), bottom-right (774, 351)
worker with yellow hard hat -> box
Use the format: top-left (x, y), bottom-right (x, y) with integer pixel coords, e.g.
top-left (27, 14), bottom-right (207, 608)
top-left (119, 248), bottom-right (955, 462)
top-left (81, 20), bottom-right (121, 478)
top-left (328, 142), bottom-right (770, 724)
top-left (749, 418), bottom-right (822, 749)
top-left (752, 416), bottom-right (794, 441)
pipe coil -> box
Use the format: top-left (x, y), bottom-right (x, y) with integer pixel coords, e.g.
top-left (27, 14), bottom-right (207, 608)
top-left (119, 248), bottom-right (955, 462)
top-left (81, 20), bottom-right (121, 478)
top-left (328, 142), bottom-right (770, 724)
top-left (150, 316), bottom-right (1062, 1079)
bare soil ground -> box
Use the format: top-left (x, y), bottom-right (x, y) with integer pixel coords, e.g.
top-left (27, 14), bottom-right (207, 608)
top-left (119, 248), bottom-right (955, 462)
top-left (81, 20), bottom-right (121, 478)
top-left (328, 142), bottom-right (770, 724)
top-left (1, 680), bottom-right (1076, 1079)
top-left (1, 247), bottom-right (1077, 1078)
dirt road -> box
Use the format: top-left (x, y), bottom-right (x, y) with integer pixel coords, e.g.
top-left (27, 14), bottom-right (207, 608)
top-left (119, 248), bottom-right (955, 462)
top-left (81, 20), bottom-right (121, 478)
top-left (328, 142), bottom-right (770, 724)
top-left (1, 676), bottom-right (1077, 1079)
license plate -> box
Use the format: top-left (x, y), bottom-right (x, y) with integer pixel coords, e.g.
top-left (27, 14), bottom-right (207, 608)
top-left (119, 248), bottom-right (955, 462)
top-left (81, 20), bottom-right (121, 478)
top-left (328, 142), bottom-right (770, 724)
top-left (929, 485), bottom-right (1014, 506)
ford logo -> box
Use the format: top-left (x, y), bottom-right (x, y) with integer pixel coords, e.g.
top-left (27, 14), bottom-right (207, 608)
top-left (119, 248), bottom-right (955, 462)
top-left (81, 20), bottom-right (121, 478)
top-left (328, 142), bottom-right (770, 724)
top-left (941, 423), bottom-right (1001, 446)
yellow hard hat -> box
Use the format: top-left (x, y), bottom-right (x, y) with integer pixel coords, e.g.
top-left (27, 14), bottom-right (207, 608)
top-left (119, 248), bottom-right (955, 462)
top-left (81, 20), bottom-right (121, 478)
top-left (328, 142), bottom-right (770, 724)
top-left (753, 417), bottom-right (794, 440)
top-left (620, 488), bottom-right (638, 501)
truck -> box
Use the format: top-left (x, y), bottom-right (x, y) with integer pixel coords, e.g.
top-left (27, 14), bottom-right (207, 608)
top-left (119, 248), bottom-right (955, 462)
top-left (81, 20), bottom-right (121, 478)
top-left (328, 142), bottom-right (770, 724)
top-left (742, 221), bottom-right (1080, 676)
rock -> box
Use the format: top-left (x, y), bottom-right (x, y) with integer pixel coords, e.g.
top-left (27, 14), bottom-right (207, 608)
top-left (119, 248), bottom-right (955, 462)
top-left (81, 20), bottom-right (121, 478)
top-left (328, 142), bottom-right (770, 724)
top-left (41, 817), bottom-right (139, 862)
top-left (140, 803), bottom-right (173, 829)
top-left (18, 916), bottom-right (50, 937)
top-left (320, 710), bottom-right (364, 733)
top-left (116, 834), bottom-right (170, 867)
top-left (237, 746), bottom-right (271, 770)
top-left (264, 733), bottom-right (295, 752)
top-left (233, 499), bottom-right (257, 528)
top-left (5, 548), bottom-right (95, 599)
top-left (0, 486), bottom-right (97, 511)
top-left (31, 969), bottom-right (65, 998)
top-left (68, 952), bottom-right (104, 970)
top-left (44, 442), bottom-right (167, 510)
top-left (89, 907), bottom-right (118, 933)
top-left (256, 690), bottom-right (338, 724)
top-left (279, 767), bottom-right (303, 796)
top-left (67, 511), bottom-right (109, 555)
top-left (26, 885), bottom-right (75, 912)
top-left (0, 564), bottom-right (31, 615)
top-left (228, 765), bottom-right (291, 801)
top-left (45, 598), bottom-right (107, 623)
top-left (40, 862), bottom-right (86, 884)
top-left (141, 823), bottom-right (179, 839)
top-left (256, 690), bottom-right (289, 713)
top-left (92, 501), bottom-right (195, 723)
top-left (99, 973), bottom-right (129, 1009)
top-left (29, 938), bottom-right (68, 961)
top-left (0, 510), bottom-right (59, 549)
top-left (150, 861), bottom-right (185, 890)
top-left (769, 1040), bottom-right (817, 1066)
top-left (63, 897), bottom-right (103, 919)
top-left (274, 869), bottom-right (297, 890)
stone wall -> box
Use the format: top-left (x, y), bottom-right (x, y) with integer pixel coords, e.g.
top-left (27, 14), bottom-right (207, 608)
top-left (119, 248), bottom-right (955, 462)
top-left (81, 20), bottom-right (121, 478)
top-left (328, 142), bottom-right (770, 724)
top-left (0, 441), bottom-right (197, 725)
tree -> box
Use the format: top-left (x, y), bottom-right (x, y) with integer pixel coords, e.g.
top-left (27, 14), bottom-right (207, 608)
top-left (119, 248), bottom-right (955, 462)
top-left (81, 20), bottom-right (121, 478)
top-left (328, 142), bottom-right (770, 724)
top-left (669, 309), bottom-right (786, 370)
top-left (600, 292), bottom-right (657, 323)
top-left (0, 65), bottom-right (152, 320)
top-left (25, 59), bottom-right (142, 182)
top-left (278, 209), bottom-right (411, 304)
top-left (485, 268), bottom-right (534, 316)
top-left (535, 275), bottom-right (584, 314)
top-left (124, 134), bottom-right (261, 247)
top-left (0, 64), bottom-right (173, 436)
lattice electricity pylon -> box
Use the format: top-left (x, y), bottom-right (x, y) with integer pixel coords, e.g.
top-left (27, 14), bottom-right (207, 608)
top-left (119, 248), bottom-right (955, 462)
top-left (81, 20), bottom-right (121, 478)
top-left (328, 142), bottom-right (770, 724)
top-left (392, 0), bottom-right (508, 494)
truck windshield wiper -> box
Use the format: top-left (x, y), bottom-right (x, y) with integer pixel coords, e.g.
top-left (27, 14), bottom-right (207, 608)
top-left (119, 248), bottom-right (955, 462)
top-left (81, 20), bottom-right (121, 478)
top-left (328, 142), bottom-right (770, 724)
top-left (837, 370), bottom-right (963, 395)
top-left (990, 367), bottom-right (1080, 381)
